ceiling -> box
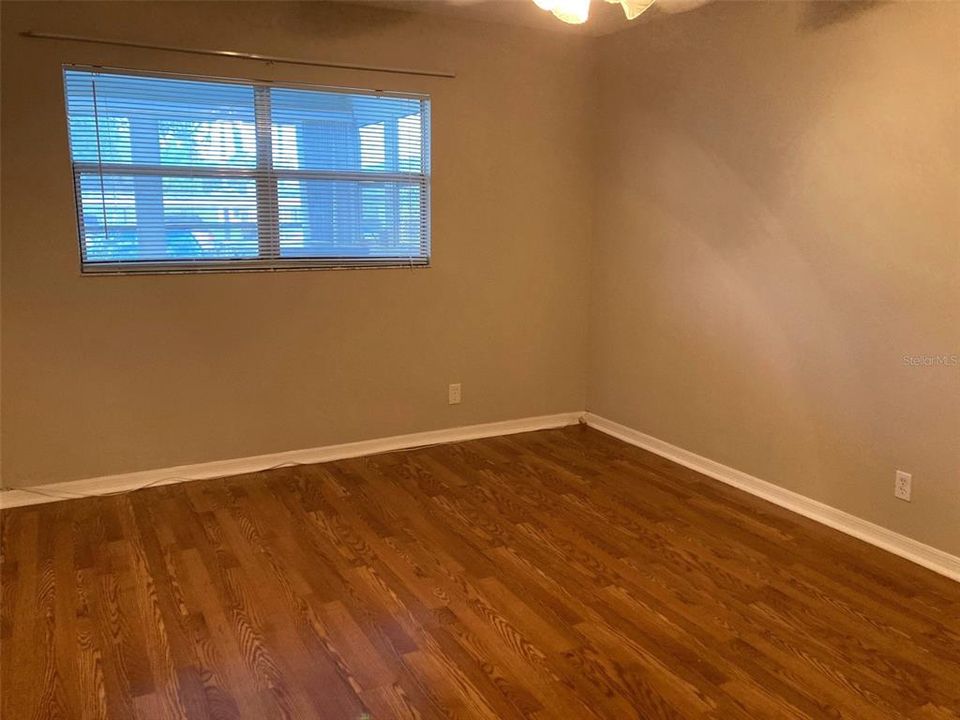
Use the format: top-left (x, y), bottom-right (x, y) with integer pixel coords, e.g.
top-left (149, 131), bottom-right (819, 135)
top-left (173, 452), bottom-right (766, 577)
top-left (342, 0), bottom-right (676, 37)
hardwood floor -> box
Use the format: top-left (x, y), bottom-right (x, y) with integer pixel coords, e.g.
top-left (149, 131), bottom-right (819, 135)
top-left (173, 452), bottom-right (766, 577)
top-left (2, 426), bottom-right (959, 719)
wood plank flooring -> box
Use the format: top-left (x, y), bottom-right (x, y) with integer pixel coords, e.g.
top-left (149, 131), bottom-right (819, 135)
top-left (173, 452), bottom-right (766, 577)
top-left (2, 426), bottom-right (959, 719)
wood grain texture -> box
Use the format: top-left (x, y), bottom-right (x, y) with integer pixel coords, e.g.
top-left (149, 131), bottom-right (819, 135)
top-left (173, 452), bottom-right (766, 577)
top-left (2, 426), bottom-right (958, 719)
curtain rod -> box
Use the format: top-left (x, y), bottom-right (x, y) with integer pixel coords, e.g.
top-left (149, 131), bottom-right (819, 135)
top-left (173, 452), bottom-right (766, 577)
top-left (20, 31), bottom-right (456, 79)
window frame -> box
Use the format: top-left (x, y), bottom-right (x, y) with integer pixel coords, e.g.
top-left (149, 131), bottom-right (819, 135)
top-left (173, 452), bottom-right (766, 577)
top-left (63, 65), bottom-right (432, 275)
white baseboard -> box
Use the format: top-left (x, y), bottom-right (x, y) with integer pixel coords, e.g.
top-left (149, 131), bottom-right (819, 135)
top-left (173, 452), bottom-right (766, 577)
top-left (6, 409), bottom-right (957, 584)
top-left (584, 413), bottom-right (960, 583)
top-left (0, 412), bottom-right (583, 510)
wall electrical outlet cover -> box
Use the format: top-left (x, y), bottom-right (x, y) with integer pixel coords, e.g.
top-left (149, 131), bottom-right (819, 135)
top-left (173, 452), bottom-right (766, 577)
top-left (895, 470), bottom-right (912, 502)
top-left (448, 383), bottom-right (462, 405)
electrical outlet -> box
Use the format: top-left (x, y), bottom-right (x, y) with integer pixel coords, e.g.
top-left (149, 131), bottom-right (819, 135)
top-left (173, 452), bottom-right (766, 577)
top-left (448, 383), bottom-right (462, 405)
top-left (894, 470), bottom-right (912, 502)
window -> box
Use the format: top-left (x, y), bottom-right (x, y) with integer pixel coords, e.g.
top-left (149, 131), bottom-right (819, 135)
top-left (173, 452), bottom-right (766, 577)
top-left (63, 67), bottom-right (431, 273)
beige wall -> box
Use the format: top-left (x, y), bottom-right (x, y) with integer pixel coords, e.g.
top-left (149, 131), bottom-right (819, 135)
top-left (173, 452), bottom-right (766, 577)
top-left (0, 1), bottom-right (593, 486)
top-left (3, 0), bottom-right (957, 559)
top-left (590, 1), bottom-right (960, 555)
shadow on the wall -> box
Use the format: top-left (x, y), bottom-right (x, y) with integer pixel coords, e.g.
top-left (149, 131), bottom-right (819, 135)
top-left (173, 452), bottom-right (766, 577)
top-left (798, 1), bottom-right (882, 31)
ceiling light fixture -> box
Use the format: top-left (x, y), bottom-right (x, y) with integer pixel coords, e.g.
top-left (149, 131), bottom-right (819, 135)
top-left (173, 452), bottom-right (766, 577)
top-left (533, 0), bottom-right (655, 25)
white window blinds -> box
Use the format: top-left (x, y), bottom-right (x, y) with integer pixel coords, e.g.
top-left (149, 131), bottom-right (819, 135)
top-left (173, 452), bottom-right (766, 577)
top-left (63, 67), bottom-right (431, 273)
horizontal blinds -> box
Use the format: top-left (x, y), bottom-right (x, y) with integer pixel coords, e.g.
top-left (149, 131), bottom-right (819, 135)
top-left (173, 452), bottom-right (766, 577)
top-left (63, 67), bottom-right (431, 272)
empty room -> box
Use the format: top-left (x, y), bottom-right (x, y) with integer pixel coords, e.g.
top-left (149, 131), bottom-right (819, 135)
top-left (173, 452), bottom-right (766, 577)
top-left (1, 0), bottom-right (958, 717)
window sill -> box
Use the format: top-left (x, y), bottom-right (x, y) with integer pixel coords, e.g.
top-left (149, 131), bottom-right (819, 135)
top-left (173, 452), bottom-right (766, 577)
top-left (80, 258), bottom-right (432, 276)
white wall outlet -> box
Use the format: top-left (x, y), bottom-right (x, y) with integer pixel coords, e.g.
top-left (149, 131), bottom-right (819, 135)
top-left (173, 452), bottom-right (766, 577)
top-left (894, 470), bottom-right (912, 502)
top-left (448, 383), bottom-right (462, 405)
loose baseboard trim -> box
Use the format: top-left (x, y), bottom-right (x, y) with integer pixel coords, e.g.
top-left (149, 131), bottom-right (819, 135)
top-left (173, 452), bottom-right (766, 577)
top-left (0, 411), bottom-right (583, 510)
top-left (583, 413), bottom-right (960, 583)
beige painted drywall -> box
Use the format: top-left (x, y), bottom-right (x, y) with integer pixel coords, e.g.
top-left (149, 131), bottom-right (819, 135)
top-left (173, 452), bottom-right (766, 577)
top-left (0, 1), bottom-right (593, 486)
top-left (590, 1), bottom-right (960, 555)
top-left (2, 0), bottom-right (957, 560)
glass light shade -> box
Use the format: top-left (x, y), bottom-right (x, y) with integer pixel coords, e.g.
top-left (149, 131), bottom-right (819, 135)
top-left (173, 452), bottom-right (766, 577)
top-left (533, 0), bottom-right (591, 24)
top-left (608, 0), bottom-right (656, 19)
top-left (534, 0), bottom-right (656, 25)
